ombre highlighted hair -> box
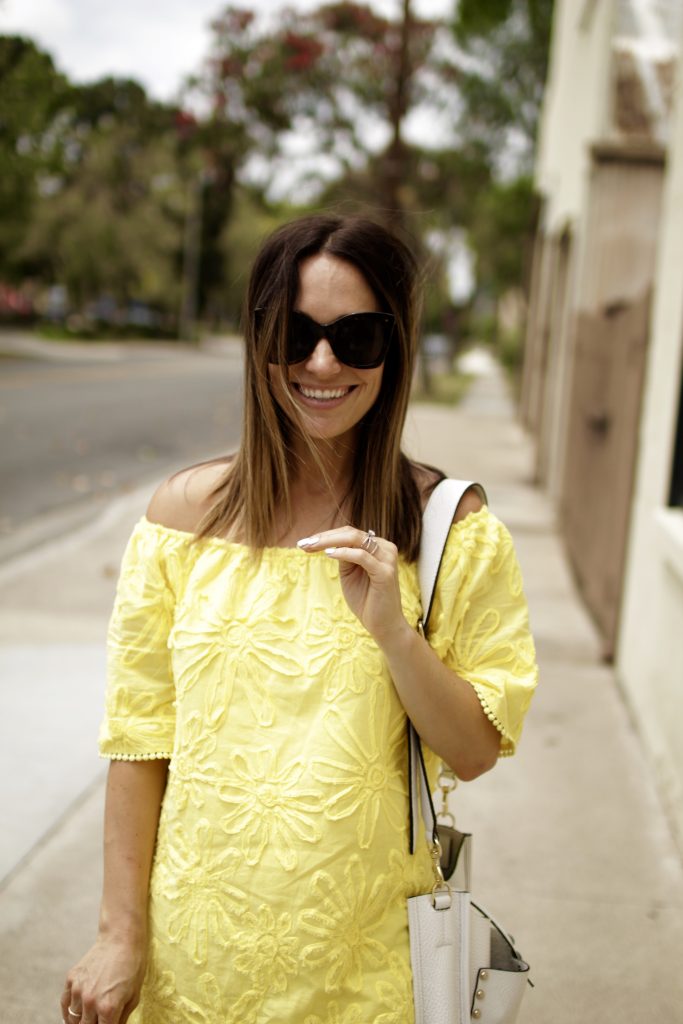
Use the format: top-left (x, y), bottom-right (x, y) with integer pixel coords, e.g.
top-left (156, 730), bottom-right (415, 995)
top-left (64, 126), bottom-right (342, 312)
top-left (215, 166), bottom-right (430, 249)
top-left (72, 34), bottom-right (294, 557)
top-left (197, 213), bottom-right (435, 560)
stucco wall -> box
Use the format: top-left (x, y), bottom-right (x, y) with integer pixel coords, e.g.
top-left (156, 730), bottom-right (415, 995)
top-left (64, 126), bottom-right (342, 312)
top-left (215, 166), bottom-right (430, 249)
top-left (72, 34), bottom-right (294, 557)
top-left (536, 0), bottom-right (617, 233)
top-left (617, 34), bottom-right (683, 846)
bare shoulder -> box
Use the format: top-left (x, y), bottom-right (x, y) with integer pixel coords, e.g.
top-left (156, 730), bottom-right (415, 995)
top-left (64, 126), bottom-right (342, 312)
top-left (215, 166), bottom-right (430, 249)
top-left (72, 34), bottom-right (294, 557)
top-left (411, 463), bottom-right (442, 511)
top-left (454, 485), bottom-right (484, 523)
top-left (146, 458), bottom-right (233, 533)
top-left (411, 463), bottom-right (484, 522)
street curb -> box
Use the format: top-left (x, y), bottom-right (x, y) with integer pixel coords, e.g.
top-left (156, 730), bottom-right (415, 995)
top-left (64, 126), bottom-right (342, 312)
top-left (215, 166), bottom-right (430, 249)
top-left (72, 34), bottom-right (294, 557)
top-left (0, 482), bottom-right (159, 583)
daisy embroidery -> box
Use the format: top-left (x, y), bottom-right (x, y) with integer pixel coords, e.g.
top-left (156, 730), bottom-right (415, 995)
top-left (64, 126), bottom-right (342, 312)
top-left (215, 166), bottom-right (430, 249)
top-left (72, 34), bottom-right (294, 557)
top-left (312, 683), bottom-right (405, 848)
top-left (219, 748), bottom-right (323, 870)
top-left (171, 590), bottom-right (300, 725)
top-left (299, 855), bottom-right (398, 992)
top-left (307, 595), bottom-right (383, 700)
top-left (156, 819), bottom-right (245, 965)
top-left (232, 905), bottom-right (299, 994)
top-left (303, 1001), bottom-right (364, 1024)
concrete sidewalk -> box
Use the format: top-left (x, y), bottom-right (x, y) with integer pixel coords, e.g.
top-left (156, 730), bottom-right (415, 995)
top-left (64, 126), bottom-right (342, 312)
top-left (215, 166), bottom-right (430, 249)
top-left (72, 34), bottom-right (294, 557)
top-left (2, 351), bottom-right (683, 1021)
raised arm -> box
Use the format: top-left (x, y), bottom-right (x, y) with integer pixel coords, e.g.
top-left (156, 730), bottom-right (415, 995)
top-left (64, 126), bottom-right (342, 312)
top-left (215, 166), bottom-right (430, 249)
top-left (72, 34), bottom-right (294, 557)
top-left (298, 491), bottom-right (537, 779)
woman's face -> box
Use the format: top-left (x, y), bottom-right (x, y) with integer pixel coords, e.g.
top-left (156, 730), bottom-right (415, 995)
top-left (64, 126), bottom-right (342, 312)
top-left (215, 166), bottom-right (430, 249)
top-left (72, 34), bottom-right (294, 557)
top-left (268, 253), bottom-right (385, 444)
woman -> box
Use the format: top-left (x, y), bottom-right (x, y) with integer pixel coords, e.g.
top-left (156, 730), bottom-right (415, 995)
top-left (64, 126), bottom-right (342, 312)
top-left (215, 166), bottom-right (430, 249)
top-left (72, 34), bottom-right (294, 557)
top-left (61, 214), bottom-right (537, 1023)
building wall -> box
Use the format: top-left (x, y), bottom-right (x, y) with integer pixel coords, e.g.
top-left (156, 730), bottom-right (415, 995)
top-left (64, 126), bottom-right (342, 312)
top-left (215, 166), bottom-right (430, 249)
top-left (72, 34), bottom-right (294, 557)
top-left (535, 0), bottom-right (617, 233)
top-left (616, 45), bottom-right (683, 844)
top-left (523, 0), bottom-right (618, 498)
top-left (523, 0), bottom-right (683, 845)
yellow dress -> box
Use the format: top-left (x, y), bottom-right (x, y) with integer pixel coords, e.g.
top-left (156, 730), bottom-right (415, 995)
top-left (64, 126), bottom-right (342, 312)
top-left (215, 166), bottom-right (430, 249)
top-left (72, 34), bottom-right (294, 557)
top-left (99, 507), bottom-right (538, 1024)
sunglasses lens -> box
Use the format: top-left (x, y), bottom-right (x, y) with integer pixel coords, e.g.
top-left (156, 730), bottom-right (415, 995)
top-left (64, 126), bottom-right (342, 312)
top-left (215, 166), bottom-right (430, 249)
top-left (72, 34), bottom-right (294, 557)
top-left (332, 314), bottom-right (390, 368)
top-left (287, 312), bottom-right (319, 364)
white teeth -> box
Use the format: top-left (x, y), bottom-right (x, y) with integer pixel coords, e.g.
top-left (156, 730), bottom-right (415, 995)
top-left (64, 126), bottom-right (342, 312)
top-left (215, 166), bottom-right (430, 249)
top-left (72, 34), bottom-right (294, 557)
top-left (298, 385), bottom-right (350, 400)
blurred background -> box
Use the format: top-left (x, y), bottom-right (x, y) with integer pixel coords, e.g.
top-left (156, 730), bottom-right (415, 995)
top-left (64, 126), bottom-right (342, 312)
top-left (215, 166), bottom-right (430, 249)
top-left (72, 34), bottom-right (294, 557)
top-left (0, 0), bottom-right (550, 549)
top-left (2, 0), bottom-right (683, 1019)
top-left (0, 0), bottom-right (543, 348)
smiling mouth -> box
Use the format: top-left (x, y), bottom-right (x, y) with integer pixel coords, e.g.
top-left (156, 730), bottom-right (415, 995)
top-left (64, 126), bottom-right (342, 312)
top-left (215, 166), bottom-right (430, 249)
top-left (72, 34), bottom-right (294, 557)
top-left (294, 384), bottom-right (355, 401)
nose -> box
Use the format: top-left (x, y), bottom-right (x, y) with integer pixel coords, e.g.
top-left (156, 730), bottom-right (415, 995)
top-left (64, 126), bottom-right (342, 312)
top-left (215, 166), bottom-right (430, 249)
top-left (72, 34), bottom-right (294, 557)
top-left (304, 337), bottom-right (342, 377)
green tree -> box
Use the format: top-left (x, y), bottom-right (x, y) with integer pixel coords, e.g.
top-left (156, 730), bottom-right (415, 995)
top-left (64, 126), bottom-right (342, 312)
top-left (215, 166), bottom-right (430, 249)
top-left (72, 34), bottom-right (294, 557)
top-left (468, 176), bottom-right (538, 298)
top-left (449, 0), bottom-right (554, 351)
top-left (452, 0), bottom-right (554, 175)
top-left (191, 3), bottom-right (441, 227)
top-left (0, 35), bottom-right (69, 278)
top-left (20, 75), bottom-right (192, 324)
top-left (187, 0), bottom-right (554, 334)
top-left (22, 120), bottom-right (186, 315)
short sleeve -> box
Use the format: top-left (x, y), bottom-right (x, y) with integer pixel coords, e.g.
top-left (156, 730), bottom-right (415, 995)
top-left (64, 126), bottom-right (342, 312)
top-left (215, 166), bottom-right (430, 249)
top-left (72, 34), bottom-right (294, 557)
top-left (428, 507), bottom-right (538, 757)
top-left (98, 518), bottom-right (185, 760)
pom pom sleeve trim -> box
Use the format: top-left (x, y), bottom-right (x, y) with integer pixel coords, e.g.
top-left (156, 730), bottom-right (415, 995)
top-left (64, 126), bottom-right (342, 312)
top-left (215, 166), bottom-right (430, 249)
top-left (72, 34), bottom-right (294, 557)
top-left (470, 684), bottom-right (515, 757)
top-left (99, 750), bottom-right (173, 761)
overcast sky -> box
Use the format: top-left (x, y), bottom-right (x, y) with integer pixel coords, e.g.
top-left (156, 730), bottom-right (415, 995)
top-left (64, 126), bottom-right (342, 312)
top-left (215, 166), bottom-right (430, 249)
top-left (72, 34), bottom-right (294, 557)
top-left (0, 0), bottom-right (456, 100)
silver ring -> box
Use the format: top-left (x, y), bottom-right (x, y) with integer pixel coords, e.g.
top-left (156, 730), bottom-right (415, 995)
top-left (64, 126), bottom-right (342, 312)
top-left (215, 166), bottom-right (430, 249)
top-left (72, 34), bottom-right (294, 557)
top-left (361, 529), bottom-right (379, 555)
top-left (68, 1010), bottom-right (82, 1020)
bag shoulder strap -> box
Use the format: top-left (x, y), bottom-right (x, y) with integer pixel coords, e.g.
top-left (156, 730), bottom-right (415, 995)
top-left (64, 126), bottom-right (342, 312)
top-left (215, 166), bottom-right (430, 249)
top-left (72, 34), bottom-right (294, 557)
top-left (409, 477), bottom-right (487, 855)
top-left (418, 478), bottom-right (487, 631)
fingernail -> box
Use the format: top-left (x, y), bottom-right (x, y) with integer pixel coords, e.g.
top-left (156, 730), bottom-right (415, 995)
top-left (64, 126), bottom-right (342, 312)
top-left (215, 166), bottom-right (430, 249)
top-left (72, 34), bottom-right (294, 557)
top-left (324, 547), bottom-right (337, 555)
top-left (297, 534), bottom-right (320, 548)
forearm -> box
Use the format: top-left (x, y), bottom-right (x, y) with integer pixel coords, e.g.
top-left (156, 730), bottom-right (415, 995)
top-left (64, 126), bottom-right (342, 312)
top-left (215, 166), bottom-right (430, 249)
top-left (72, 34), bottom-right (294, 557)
top-left (98, 758), bottom-right (169, 940)
top-left (380, 623), bottom-right (500, 780)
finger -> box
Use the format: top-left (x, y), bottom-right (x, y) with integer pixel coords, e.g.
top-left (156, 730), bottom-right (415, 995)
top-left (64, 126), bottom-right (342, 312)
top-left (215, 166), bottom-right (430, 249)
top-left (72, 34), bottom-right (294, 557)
top-left (119, 994), bottom-right (138, 1024)
top-left (92, 996), bottom-right (120, 1024)
top-left (360, 534), bottom-right (381, 556)
top-left (80, 1002), bottom-right (96, 1024)
top-left (324, 545), bottom-right (388, 574)
top-left (65, 1004), bottom-right (83, 1024)
top-left (62, 982), bottom-right (83, 1024)
top-left (297, 526), bottom-right (378, 551)
top-left (60, 990), bottom-right (73, 1024)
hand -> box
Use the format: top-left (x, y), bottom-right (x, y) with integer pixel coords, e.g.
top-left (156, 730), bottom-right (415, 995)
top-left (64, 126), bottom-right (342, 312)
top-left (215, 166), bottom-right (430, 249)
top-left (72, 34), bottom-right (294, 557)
top-left (297, 526), bottom-right (412, 648)
top-left (61, 933), bottom-right (146, 1024)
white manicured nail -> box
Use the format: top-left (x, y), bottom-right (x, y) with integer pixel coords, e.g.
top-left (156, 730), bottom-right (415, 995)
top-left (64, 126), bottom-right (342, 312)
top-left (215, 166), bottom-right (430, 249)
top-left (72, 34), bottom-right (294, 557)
top-left (324, 547), bottom-right (337, 555)
top-left (297, 535), bottom-right (320, 548)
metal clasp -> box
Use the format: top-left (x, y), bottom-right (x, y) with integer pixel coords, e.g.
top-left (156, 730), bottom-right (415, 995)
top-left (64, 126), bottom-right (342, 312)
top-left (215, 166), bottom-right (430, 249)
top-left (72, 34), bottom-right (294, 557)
top-left (430, 835), bottom-right (452, 908)
top-left (437, 765), bottom-right (458, 827)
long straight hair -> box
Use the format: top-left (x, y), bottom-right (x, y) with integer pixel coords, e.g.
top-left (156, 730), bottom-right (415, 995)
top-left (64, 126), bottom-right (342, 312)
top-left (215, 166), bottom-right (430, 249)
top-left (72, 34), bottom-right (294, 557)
top-left (197, 214), bottom-right (428, 560)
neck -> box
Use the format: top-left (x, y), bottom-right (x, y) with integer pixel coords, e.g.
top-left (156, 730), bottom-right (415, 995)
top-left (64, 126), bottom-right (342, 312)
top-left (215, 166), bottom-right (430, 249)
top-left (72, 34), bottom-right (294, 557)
top-left (268, 432), bottom-right (356, 546)
top-left (288, 430), bottom-right (358, 499)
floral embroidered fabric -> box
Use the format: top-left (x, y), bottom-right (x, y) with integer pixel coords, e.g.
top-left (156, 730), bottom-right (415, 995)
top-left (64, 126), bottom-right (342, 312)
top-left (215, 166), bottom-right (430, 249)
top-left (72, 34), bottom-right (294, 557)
top-left (99, 508), bottom-right (538, 1023)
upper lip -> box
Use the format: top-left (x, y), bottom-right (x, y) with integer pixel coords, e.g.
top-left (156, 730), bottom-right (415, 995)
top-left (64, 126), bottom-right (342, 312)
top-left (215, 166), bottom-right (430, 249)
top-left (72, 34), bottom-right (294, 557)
top-left (294, 383), bottom-right (353, 392)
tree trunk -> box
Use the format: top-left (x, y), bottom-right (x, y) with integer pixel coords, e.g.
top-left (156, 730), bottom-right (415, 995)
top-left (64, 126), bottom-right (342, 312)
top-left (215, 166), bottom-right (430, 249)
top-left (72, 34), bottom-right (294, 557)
top-left (384, 0), bottom-right (413, 230)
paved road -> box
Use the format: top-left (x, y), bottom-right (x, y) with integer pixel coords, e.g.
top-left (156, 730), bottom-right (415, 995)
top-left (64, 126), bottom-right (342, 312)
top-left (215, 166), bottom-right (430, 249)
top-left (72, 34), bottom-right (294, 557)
top-left (0, 336), bottom-right (244, 559)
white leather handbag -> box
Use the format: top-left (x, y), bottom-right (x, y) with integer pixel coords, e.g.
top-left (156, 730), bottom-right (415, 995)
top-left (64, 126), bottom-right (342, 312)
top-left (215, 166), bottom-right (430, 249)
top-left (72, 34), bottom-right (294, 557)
top-left (407, 478), bottom-right (531, 1024)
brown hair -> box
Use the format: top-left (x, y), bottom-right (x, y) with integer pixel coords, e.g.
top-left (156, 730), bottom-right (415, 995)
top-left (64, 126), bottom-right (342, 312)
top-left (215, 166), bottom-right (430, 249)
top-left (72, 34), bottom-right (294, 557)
top-left (197, 213), bottom-right (433, 559)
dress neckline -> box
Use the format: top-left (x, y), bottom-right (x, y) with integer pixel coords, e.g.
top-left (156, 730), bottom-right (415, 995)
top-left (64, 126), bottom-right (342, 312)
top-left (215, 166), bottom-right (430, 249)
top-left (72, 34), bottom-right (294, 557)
top-left (140, 505), bottom-right (490, 556)
top-left (141, 516), bottom-right (314, 555)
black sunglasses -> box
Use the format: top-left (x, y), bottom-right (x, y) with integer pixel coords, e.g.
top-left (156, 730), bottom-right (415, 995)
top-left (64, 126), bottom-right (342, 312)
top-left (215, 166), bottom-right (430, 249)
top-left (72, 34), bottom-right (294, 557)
top-left (258, 309), bottom-right (395, 369)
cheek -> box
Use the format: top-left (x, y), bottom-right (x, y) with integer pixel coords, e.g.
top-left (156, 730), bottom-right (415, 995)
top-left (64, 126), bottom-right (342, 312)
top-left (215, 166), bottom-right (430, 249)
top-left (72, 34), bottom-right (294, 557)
top-left (363, 367), bottom-right (384, 407)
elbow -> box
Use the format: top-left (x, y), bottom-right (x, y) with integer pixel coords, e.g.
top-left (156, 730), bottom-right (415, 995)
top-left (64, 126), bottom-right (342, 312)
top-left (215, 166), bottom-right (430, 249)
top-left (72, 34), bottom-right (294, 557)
top-left (446, 732), bottom-right (500, 782)
top-left (455, 756), bottom-right (495, 783)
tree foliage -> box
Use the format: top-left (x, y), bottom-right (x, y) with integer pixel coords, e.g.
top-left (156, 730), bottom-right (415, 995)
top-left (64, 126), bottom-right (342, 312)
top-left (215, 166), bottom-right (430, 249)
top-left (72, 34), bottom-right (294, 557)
top-left (0, 1), bottom-right (555, 336)
top-left (0, 39), bottom-right (196, 327)
top-left (452, 0), bottom-right (554, 174)
top-left (21, 118), bottom-right (186, 311)
top-left (191, 3), bottom-right (440, 217)
top-left (0, 36), bottom-right (69, 275)
top-left (449, 0), bottom-right (554, 314)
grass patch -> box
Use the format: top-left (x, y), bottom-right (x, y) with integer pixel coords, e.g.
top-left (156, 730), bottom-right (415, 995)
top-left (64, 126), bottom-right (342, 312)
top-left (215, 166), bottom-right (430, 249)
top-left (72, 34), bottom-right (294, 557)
top-left (411, 368), bottom-right (473, 405)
